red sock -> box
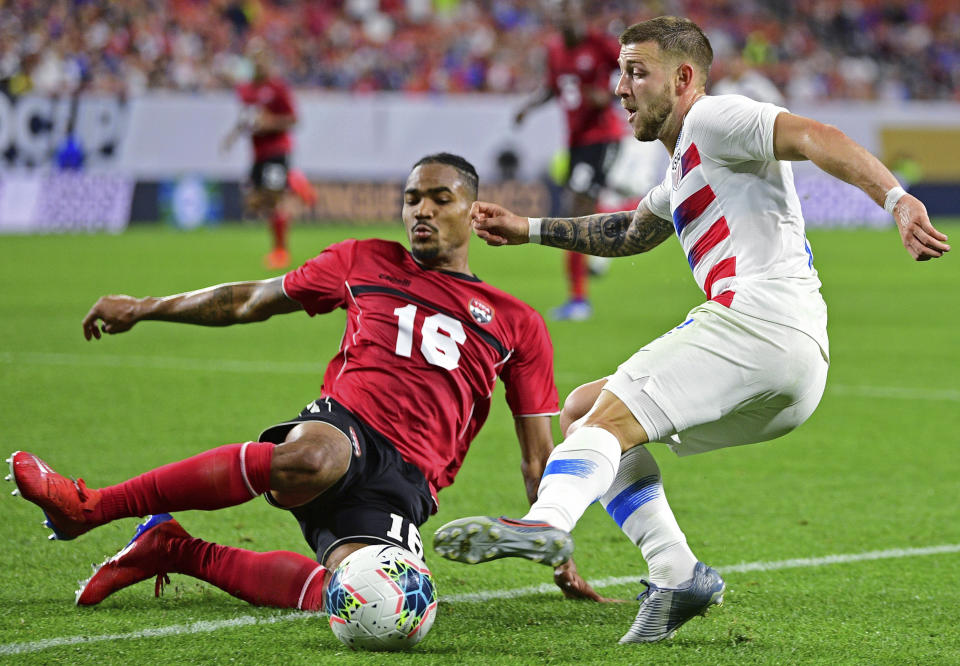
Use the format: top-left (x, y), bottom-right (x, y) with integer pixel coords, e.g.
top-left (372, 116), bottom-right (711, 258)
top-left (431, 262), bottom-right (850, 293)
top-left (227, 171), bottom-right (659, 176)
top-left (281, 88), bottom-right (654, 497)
top-left (92, 442), bottom-right (274, 525)
top-left (270, 209), bottom-right (288, 250)
top-left (169, 538), bottom-right (327, 610)
top-left (566, 251), bottom-right (588, 300)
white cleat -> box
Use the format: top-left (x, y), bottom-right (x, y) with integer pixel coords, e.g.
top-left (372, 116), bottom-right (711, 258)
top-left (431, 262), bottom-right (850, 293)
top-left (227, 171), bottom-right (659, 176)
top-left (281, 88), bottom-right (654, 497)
top-left (433, 516), bottom-right (573, 567)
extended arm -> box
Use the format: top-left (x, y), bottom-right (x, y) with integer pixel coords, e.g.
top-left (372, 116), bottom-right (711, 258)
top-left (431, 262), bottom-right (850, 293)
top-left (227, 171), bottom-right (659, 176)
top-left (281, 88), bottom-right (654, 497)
top-left (471, 199), bottom-right (674, 257)
top-left (514, 415), bottom-right (554, 505)
top-left (82, 276), bottom-right (302, 340)
top-left (514, 87), bottom-right (555, 125)
top-left (220, 121), bottom-right (246, 153)
top-left (513, 415), bottom-right (622, 603)
top-left (220, 110), bottom-right (296, 152)
top-left (773, 113), bottom-right (950, 261)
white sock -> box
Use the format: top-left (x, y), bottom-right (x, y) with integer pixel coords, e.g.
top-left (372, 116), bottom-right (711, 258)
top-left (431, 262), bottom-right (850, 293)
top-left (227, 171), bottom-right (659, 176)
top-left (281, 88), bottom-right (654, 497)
top-left (523, 426), bottom-right (621, 532)
top-left (600, 445), bottom-right (698, 587)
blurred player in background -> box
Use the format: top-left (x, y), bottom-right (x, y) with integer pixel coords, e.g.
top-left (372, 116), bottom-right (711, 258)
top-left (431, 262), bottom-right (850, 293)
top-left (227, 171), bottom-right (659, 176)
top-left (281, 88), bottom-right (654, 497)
top-left (221, 39), bottom-right (315, 270)
top-left (436, 16), bottom-right (950, 644)
top-left (514, 0), bottom-right (624, 321)
top-left (8, 153), bottom-right (611, 610)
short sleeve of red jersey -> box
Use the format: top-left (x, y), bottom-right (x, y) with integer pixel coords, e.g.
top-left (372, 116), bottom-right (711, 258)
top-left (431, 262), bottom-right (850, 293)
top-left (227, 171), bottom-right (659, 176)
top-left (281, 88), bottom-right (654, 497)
top-left (282, 239), bottom-right (356, 316)
top-left (500, 309), bottom-right (560, 416)
top-left (271, 79), bottom-right (296, 117)
top-left (236, 83), bottom-right (255, 104)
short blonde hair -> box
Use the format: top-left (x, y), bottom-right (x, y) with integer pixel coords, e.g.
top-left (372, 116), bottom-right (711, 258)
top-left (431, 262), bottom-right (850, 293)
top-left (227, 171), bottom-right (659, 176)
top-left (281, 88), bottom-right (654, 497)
top-left (620, 16), bottom-right (713, 84)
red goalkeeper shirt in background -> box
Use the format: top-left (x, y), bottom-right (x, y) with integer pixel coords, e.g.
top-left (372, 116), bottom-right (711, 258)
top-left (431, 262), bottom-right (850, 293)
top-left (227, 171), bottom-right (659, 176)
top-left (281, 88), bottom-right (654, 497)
top-left (237, 77), bottom-right (296, 161)
top-left (283, 238), bottom-right (560, 495)
top-left (546, 32), bottom-right (624, 148)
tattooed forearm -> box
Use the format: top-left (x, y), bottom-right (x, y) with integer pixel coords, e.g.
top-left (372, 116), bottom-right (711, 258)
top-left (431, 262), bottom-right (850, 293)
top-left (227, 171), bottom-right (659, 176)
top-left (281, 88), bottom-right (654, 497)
top-left (149, 283), bottom-right (247, 326)
top-left (539, 207), bottom-right (674, 256)
top-left (149, 280), bottom-right (296, 326)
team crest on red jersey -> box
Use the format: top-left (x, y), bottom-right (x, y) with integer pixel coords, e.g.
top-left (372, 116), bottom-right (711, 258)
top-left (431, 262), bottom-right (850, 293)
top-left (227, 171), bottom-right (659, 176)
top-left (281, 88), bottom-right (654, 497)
top-left (468, 298), bottom-right (494, 324)
top-left (576, 53), bottom-right (595, 72)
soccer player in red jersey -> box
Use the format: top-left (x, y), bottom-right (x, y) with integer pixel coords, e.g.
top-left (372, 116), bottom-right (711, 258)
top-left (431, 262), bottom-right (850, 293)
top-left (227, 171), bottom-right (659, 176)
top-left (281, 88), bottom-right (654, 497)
top-left (9, 153), bottom-right (612, 610)
top-left (515, 0), bottom-right (624, 321)
top-left (222, 40), bottom-right (314, 270)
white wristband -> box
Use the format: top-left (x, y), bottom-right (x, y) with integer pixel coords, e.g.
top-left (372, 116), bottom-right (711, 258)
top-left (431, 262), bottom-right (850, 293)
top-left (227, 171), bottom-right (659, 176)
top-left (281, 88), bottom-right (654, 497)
top-left (884, 186), bottom-right (907, 216)
top-left (527, 217), bottom-right (542, 244)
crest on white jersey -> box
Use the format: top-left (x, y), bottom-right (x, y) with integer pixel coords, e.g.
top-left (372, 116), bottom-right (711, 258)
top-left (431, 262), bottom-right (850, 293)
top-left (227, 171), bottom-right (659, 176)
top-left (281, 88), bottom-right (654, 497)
top-left (671, 148), bottom-right (682, 190)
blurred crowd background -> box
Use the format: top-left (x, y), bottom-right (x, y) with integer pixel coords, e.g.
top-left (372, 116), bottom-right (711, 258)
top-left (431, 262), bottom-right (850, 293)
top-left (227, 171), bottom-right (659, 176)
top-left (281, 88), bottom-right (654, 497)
top-left (1, 0), bottom-right (958, 102)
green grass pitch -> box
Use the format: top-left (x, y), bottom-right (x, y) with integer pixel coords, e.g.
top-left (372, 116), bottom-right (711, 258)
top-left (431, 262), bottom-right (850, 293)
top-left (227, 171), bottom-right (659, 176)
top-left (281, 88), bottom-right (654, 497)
top-left (1, 221), bottom-right (958, 664)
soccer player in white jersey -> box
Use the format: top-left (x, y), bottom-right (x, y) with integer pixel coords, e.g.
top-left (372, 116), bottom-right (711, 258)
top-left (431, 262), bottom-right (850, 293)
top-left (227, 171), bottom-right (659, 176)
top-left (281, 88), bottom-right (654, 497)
top-left (433, 16), bottom-right (950, 644)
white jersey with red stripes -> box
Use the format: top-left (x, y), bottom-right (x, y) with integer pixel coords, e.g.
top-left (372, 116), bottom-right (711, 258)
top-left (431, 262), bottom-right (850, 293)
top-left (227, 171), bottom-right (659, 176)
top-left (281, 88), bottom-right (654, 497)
top-left (644, 94), bottom-right (829, 358)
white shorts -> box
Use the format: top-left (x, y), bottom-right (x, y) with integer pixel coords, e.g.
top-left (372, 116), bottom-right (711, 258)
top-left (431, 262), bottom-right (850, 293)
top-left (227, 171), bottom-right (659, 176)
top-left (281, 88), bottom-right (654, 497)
top-left (604, 301), bottom-right (829, 457)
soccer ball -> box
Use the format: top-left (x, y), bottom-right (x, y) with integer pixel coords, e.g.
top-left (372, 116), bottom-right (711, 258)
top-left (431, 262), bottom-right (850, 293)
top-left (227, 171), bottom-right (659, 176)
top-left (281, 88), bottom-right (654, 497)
top-left (326, 544), bottom-right (438, 651)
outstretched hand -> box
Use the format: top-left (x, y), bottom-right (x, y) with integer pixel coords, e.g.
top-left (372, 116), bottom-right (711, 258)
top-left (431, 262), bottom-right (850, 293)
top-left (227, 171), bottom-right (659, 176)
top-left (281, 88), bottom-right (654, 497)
top-left (82, 295), bottom-right (142, 340)
top-left (220, 128), bottom-right (240, 154)
top-left (553, 559), bottom-right (625, 603)
top-left (894, 194), bottom-right (950, 261)
top-left (470, 201), bottom-right (531, 247)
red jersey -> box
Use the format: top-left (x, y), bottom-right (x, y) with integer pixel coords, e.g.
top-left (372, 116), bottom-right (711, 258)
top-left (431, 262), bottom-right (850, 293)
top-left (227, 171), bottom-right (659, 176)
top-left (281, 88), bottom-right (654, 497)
top-left (546, 32), bottom-right (624, 148)
top-left (236, 77), bottom-right (295, 161)
top-left (283, 238), bottom-right (559, 495)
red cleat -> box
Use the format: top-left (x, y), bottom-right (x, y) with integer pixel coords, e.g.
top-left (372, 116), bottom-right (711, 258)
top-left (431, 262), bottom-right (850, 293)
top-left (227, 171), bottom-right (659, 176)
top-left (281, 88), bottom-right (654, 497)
top-left (76, 513), bottom-right (190, 606)
top-left (6, 451), bottom-right (101, 540)
top-left (264, 247), bottom-right (291, 270)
